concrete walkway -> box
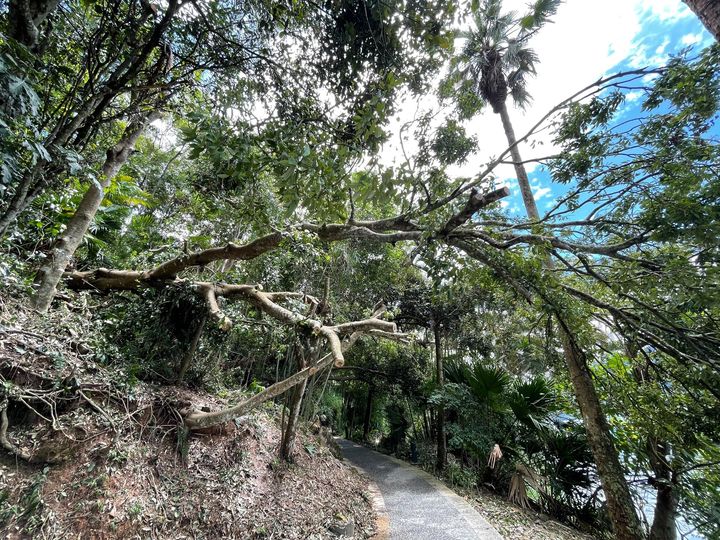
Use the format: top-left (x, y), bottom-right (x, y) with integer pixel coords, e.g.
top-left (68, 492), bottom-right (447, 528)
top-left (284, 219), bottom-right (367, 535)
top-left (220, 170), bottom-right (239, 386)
top-left (338, 439), bottom-right (503, 540)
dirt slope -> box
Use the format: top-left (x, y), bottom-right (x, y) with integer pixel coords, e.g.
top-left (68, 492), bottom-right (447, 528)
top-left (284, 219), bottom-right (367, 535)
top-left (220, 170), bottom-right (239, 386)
top-left (0, 297), bottom-right (375, 539)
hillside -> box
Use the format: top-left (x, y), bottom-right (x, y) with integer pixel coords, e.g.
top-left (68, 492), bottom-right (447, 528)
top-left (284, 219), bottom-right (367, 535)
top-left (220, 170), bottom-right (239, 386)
top-left (1, 2), bottom-right (719, 539)
top-left (0, 293), bottom-right (375, 539)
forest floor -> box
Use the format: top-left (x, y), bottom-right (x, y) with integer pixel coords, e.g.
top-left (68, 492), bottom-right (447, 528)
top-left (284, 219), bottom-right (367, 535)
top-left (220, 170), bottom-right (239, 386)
top-left (0, 293), bottom-right (375, 539)
top-left (455, 486), bottom-right (597, 540)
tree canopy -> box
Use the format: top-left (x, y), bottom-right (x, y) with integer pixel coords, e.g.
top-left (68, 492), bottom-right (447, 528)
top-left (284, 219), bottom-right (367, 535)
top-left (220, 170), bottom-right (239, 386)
top-left (1, 2), bottom-right (719, 539)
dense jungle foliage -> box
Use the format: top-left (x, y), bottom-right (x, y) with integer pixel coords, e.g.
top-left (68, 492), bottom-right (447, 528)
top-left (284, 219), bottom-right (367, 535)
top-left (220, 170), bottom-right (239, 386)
top-left (1, 0), bottom-right (719, 539)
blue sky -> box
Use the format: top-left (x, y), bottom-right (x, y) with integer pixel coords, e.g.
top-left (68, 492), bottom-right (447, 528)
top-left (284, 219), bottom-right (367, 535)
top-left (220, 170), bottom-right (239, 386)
top-left (476, 1), bottom-right (715, 218)
top-left (381, 1), bottom-right (715, 218)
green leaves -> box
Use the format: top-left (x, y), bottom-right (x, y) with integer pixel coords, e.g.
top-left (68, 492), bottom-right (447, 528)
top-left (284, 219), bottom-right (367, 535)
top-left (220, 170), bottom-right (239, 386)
top-left (519, 0), bottom-right (562, 31)
top-left (508, 377), bottom-right (556, 430)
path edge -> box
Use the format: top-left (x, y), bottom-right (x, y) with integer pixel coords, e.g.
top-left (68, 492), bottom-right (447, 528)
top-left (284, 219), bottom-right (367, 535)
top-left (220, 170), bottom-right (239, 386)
top-left (343, 440), bottom-right (503, 540)
top-left (339, 443), bottom-right (390, 540)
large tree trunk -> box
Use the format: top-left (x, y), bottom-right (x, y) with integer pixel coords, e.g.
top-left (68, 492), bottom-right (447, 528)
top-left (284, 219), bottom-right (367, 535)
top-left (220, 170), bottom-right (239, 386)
top-left (497, 102), bottom-right (540, 221)
top-left (434, 322), bottom-right (447, 471)
top-left (683, 0), bottom-right (720, 42)
top-left (363, 384), bottom-right (374, 441)
top-left (649, 484), bottom-right (677, 540)
top-left (558, 322), bottom-right (645, 540)
top-left (492, 109), bottom-right (644, 537)
top-left (32, 114), bottom-right (157, 312)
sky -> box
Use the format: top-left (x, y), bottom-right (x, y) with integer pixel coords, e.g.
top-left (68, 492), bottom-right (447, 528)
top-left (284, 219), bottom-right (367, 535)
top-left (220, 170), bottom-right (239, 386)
top-left (381, 5), bottom-right (712, 536)
top-left (381, 0), bottom-right (715, 217)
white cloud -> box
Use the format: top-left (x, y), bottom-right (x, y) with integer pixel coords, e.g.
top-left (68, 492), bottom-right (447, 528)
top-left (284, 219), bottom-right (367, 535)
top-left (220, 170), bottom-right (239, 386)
top-left (681, 32), bottom-right (703, 46)
top-left (655, 37), bottom-right (671, 55)
top-left (532, 186), bottom-right (552, 200)
top-left (643, 0), bottom-right (693, 22)
top-left (380, 0), bottom-right (704, 189)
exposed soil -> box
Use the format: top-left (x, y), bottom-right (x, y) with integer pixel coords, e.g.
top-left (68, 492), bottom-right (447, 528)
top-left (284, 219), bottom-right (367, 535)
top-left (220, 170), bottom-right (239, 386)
top-left (0, 296), bottom-right (375, 539)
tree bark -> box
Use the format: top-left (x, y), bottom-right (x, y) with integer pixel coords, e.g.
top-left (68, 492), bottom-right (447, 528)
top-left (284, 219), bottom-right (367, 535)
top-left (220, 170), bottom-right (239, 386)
top-left (177, 316), bottom-right (206, 383)
top-left (648, 439), bottom-right (678, 540)
top-left (649, 484), bottom-right (677, 540)
top-left (32, 114), bottom-right (157, 312)
top-left (363, 384), bottom-right (374, 441)
top-left (683, 0), bottom-right (720, 42)
top-left (279, 378), bottom-right (307, 461)
top-left (280, 351), bottom-right (308, 462)
top-left (497, 102), bottom-right (540, 221)
top-left (0, 171), bottom-right (36, 237)
top-left (434, 322), bottom-right (447, 471)
top-left (8, 0), bottom-right (60, 48)
top-left (557, 321), bottom-right (645, 540)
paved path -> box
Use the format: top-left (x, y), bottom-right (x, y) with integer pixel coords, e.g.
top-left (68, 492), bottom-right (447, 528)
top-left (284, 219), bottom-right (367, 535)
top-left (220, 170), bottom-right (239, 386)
top-left (338, 439), bottom-right (503, 540)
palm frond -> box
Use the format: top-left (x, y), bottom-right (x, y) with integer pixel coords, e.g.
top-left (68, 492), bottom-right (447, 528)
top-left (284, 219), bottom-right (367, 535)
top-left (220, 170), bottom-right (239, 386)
top-left (508, 377), bottom-right (556, 428)
top-left (444, 359), bottom-right (472, 385)
top-left (520, 0), bottom-right (562, 31)
top-left (467, 363), bottom-right (509, 402)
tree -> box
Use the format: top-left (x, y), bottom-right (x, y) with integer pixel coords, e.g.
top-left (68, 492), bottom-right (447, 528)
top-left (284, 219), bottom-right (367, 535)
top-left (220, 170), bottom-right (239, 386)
top-left (446, 0), bottom-right (560, 220)
top-left (2, 0), bottom-right (455, 310)
top-left (446, 3), bottom-right (644, 535)
top-left (683, 0), bottom-right (720, 42)
top-left (395, 282), bottom-right (480, 470)
top-left (7, 0), bottom-right (59, 49)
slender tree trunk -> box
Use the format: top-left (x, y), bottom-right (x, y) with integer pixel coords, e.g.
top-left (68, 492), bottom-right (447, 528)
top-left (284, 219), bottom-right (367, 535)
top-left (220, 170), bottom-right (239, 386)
top-left (0, 172), bottom-right (36, 238)
top-left (348, 403), bottom-right (356, 439)
top-left (494, 106), bottom-right (644, 538)
top-left (177, 316), bottom-right (206, 383)
top-left (280, 345), bottom-right (311, 462)
top-left (497, 102), bottom-right (540, 221)
top-left (648, 440), bottom-right (678, 540)
top-left (683, 0), bottom-right (720, 42)
top-left (627, 344), bottom-right (677, 540)
top-left (363, 384), bottom-right (374, 441)
top-left (434, 322), bottom-right (447, 471)
top-left (558, 321), bottom-right (645, 540)
top-left (280, 376), bottom-right (307, 462)
top-left (32, 114), bottom-right (157, 312)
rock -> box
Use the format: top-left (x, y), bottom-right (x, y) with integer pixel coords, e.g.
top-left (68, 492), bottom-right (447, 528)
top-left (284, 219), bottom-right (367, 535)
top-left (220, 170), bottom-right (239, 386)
top-left (328, 518), bottom-right (354, 537)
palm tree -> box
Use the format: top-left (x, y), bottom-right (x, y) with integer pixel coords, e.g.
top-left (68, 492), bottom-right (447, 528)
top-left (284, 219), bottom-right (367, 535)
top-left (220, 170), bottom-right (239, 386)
top-left (451, 0), bottom-right (560, 220)
top-left (450, 5), bottom-right (646, 538)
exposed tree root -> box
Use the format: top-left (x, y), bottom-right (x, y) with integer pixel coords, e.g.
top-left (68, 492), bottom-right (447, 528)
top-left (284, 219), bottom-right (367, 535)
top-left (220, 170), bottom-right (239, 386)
top-left (0, 398), bottom-right (33, 462)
